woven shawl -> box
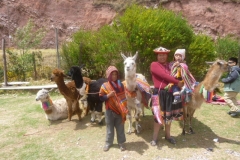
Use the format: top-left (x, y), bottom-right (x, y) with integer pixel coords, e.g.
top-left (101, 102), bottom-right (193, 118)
top-left (171, 63), bottom-right (196, 90)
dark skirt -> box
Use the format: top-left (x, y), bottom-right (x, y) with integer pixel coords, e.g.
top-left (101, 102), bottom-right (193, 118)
top-left (153, 88), bottom-right (183, 124)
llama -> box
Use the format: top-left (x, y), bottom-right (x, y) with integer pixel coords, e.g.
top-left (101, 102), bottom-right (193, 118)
top-left (69, 66), bottom-right (107, 124)
top-left (121, 52), bottom-right (151, 134)
top-left (36, 89), bottom-right (68, 121)
top-left (68, 66), bottom-right (90, 117)
top-left (182, 60), bottom-right (229, 135)
top-left (50, 68), bottom-right (82, 121)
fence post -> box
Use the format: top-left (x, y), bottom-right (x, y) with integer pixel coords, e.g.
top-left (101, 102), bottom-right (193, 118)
top-left (2, 38), bottom-right (8, 86)
top-left (55, 28), bottom-right (60, 68)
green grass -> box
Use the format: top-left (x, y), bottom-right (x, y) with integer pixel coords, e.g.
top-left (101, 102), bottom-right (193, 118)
top-left (0, 92), bottom-right (240, 159)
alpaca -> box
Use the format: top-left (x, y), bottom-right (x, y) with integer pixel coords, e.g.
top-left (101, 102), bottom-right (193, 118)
top-left (50, 68), bottom-right (82, 121)
top-left (121, 52), bottom-right (151, 134)
top-left (36, 89), bottom-right (68, 121)
top-left (68, 66), bottom-right (107, 124)
top-left (182, 60), bottom-right (229, 134)
top-left (68, 66), bottom-right (90, 117)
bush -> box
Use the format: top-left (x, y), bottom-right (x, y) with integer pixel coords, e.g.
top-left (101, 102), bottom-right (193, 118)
top-left (114, 5), bottom-right (194, 79)
top-left (188, 34), bottom-right (217, 81)
top-left (61, 26), bottom-right (129, 78)
top-left (215, 35), bottom-right (240, 61)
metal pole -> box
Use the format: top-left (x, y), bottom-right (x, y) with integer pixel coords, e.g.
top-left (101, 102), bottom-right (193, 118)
top-left (2, 39), bottom-right (8, 86)
top-left (238, 46), bottom-right (240, 67)
top-left (55, 28), bottom-right (60, 68)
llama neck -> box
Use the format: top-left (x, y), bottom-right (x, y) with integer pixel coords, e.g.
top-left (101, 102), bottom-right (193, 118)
top-left (55, 79), bottom-right (68, 91)
top-left (125, 72), bottom-right (137, 91)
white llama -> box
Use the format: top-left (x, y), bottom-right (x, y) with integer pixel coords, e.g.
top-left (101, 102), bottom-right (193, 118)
top-left (36, 89), bottom-right (68, 121)
top-left (121, 52), bottom-right (151, 134)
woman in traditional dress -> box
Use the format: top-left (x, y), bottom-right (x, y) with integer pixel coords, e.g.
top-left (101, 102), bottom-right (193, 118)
top-left (150, 47), bottom-right (184, 145)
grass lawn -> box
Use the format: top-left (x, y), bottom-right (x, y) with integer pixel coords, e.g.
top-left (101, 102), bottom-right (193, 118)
top-left (0, 91), bottom-right (240, 160)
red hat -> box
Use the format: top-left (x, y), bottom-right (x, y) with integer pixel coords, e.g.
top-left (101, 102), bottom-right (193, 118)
top-left (153, 46), bottom-right (170, 54)
top-left (106, 66), bottom-right (118, 79)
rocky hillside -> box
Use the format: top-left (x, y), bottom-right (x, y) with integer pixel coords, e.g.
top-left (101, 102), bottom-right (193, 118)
top-left (0, 0), bottom-right (239, 48)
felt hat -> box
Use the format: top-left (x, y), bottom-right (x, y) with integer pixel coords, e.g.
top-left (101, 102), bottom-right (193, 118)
top-left (106, 66), bottom-right (118, 79)
top-left (174, 49), bottom-right (186, 60)
top-left (153, 46), bottom-right (170, 54)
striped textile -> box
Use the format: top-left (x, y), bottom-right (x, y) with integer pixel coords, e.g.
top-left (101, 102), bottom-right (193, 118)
top-left (42, 99), bottom-right (53, 110)
top-left (199, 84), bottom-right (214, 102)
top-left (171, 63), bottom-right (196, 90)
top-left (122, 77), bottom-right (152, 107)
top-left (100, 82), bottom-right (128, 122)
top-left (136, 78), bottom-right (151, 107)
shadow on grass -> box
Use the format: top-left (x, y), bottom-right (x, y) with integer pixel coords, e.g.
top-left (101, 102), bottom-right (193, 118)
top-left (124, 113), bottom-right (240, 152)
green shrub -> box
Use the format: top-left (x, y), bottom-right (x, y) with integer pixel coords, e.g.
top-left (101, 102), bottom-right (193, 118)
top-left (188, 34), bottom-right (217, 81)
top-left (115, 5), bottom-right (194, 79)
top-left (61, 26), bottom-right (129, 78)
top-left (215, 35), bottom-right (240, 61)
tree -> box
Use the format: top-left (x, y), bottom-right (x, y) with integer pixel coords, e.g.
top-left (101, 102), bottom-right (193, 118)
top-left (7, 19), bottom-right (45, 81)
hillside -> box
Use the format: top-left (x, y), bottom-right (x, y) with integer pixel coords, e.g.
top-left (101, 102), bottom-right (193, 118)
top-left (0, 0), bottom-right (239, 48)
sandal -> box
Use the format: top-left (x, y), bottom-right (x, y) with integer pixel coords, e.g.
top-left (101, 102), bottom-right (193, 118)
top-left (150, 140), bottom-right (157, 146)
top-left (165, 137), bottom-right (176, 144)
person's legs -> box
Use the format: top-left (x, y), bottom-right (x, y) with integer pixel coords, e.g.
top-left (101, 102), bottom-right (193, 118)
top-left (150, 121), bottom-right (162, 146)
top-left (223, 91), bottom-right (239, 112)
top-left (103, 110), bottom-right (115, 151)
top-left (164, 122), bottom-right (176, 144)
top-left (114, 113), bottom-right (126, 151)
top-left (172, 85), bottom-right (181, 104)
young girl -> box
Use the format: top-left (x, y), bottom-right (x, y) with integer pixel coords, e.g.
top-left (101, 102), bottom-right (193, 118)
top-left (99, 66), bottom-right (128, 152)
top-left (169, 49), bottom-right (196, 104)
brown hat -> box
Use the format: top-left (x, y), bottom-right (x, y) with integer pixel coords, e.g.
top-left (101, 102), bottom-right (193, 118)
top-left (153, 46), bottom-right (170, 54)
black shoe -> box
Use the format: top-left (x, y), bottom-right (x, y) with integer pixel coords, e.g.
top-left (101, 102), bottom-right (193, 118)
top-left (118, 143), bottom-right (126, 151)
top-left (165, 137), bottom-right (176, 144)
top-left (230, 113), bottom-right (237, 117)
top-left (229, 110), bottom-right (240, 114)
top-left (172, 99), bottom-right (181, 104)
top-left (103, 144), bottom-right (110, 152)
top-left (150, 140), bottom-right (157, 146)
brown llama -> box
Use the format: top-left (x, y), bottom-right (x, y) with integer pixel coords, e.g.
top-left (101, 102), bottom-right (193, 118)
top-left (50, 68), bottom-right (82, 121)
top-left (182, 60), bottom-right (229, 135)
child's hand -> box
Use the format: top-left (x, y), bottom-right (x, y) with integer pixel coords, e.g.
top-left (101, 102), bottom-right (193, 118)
top-left (173, 61), bottom-right (180, 67)
top-left (107, 91), bottom-right (115, 98)
top-left (177, 81), bottom-right (184, 88)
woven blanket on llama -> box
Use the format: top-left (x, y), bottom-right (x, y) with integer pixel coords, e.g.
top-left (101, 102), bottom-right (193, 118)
top-left (136, 78), bottom-right (151, 107)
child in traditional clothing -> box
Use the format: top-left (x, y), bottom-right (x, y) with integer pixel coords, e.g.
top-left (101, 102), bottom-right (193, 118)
top-left (169, 49), bottom-right (196, 104)
top-left (99, 66), bottom-right (128, 152)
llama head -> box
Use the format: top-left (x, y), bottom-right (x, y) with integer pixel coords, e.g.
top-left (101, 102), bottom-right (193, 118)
top-left (121, 52), bottom-right (138, 74)
top-left (203, 59), bottom-right (228, 91)
top-left (50, 68), bottom-right (67, 82)
top-left (68, 66), bottom-right (84, 89)
top-left (209, 59), bottom-right (229, 73)
top-left (36, 89), bottom-right (49, 102)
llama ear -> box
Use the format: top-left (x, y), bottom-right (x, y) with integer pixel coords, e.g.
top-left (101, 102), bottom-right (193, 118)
top-left (132, 51), bottom-right (138, 61)
top-left (217, 60), bottom-right (224, 66)
top-left (205, 61), bottom-right (214, 65)
top-left (42, 88), bottom-right (49, 93)
top-left (121, 52), bottom-right (127, 60)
